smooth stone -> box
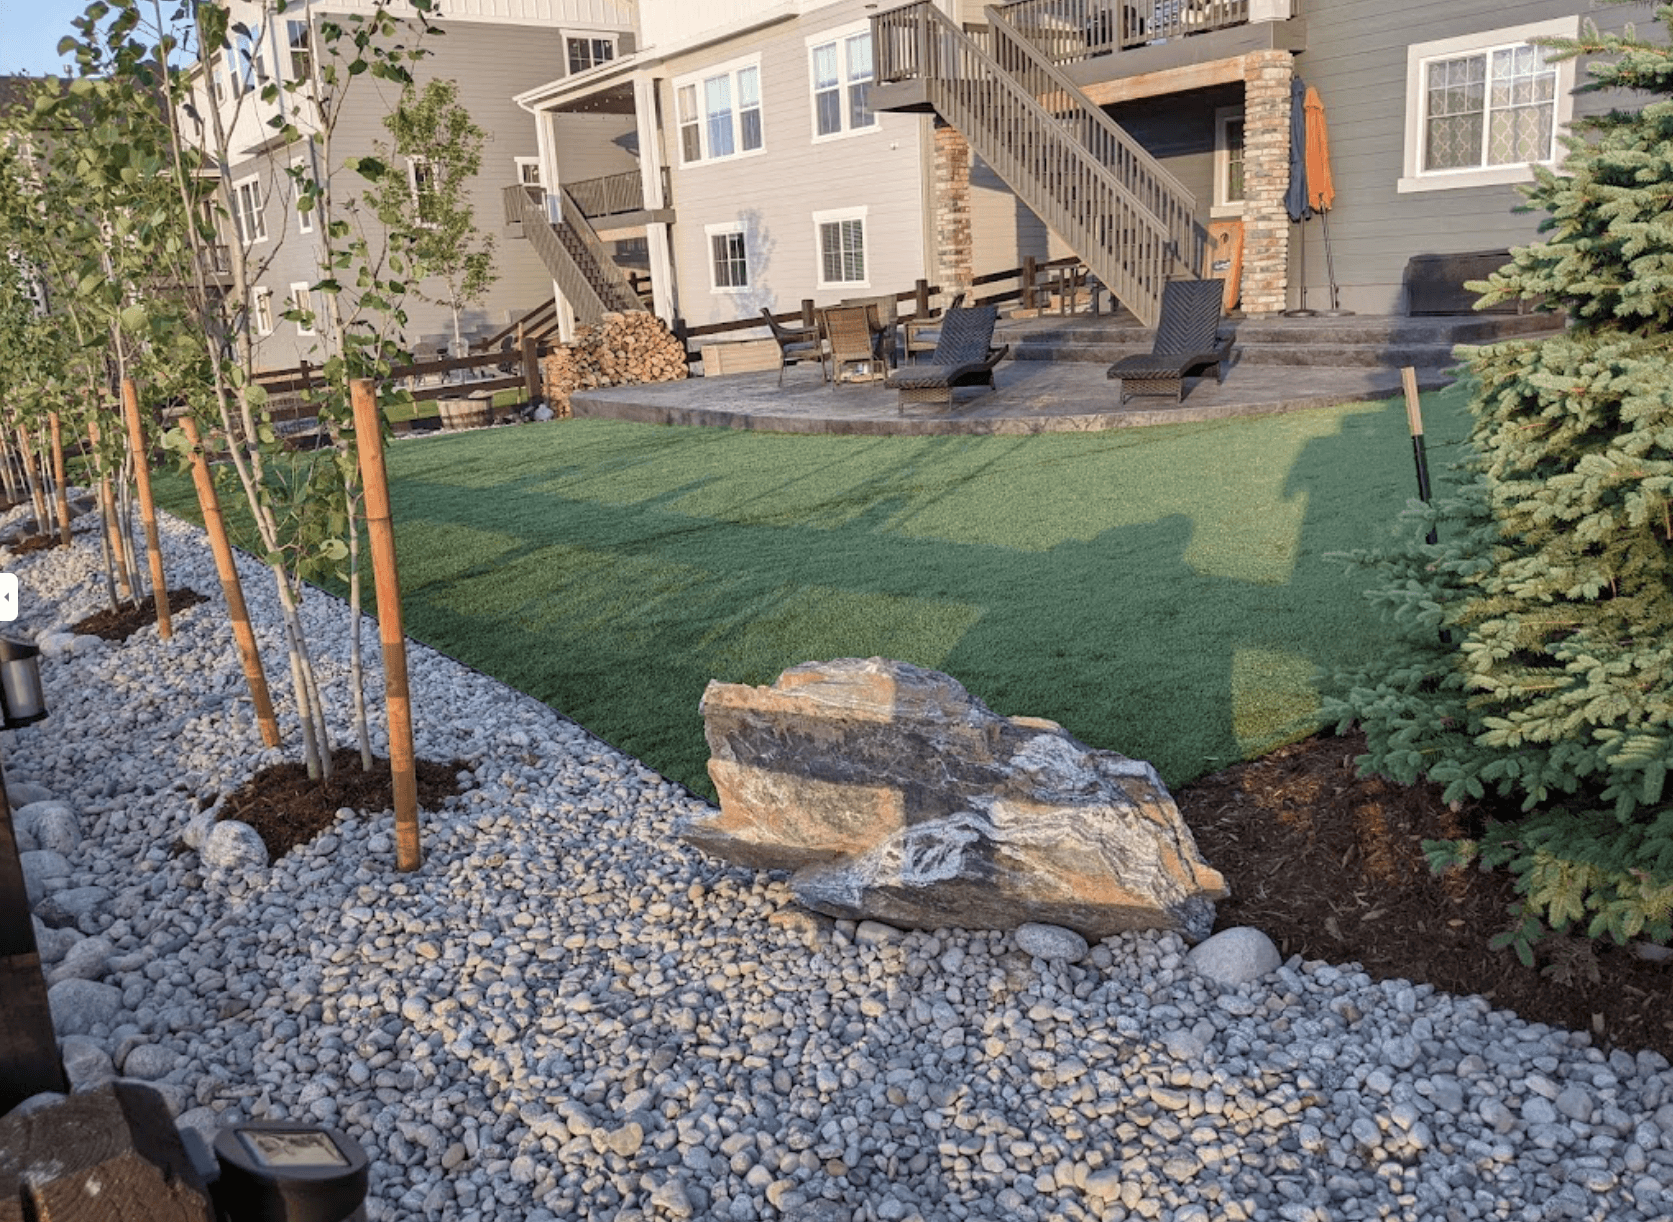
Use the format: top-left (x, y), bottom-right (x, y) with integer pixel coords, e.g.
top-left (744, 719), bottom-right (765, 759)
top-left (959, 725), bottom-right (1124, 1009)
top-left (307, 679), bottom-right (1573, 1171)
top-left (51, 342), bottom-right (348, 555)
top-left (1015, 922), bottom-right (1089, 963)
top-left (121, 1043), bottom-right (179, 1081)
top-left (47, 935), bottom-right (113, 986)
top-left (35, 886), bottom-right (111, 930)
top-left (33, 916), bottom-right (82, 965)
top-left (60, 1035), bottom-right (116, 1089)
top-left (48, 978), bottom-right (124, 1036)
top-left (20, 849), bottom-right (71, 907)
top-left (8, 781), bottom-right (55, 808)
top-left (1186, 927), bottom-right (1281, 986)
top-left (18, 801), bottom-right (82, 854)
top-left (202, 820), bottom-right (269, 871)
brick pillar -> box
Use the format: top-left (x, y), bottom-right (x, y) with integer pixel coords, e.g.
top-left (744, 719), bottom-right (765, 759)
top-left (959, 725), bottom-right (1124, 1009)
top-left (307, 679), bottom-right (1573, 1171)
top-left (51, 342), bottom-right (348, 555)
top-left (933, 122), bottom-right (973, 300)
top-left (1239, 49), bottom-right (1294, 317)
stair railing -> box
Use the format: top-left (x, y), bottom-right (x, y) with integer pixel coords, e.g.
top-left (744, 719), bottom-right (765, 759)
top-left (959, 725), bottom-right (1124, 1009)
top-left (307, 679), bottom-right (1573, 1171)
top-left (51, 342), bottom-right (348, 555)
top-left (557, 187), bottom-right (645, 315)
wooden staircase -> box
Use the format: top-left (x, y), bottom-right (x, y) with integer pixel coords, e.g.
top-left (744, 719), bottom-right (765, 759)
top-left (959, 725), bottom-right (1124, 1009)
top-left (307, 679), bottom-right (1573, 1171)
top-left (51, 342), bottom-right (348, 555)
top-left (504, 185), bottom-right (645, 326)
top-left (872, 1), bottom-right (1204, 327)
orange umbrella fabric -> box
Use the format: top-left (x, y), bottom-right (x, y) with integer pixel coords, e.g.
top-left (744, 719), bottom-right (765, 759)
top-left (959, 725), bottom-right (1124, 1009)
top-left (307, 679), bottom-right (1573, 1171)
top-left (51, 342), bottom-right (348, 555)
top-left (1303, 86), bottom-right (1335, 213)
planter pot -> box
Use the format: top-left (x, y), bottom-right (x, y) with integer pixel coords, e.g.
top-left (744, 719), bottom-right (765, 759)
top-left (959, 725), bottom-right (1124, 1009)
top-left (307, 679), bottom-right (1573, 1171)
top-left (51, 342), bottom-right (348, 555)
top-left (438, 394), bottom-right (492, 431)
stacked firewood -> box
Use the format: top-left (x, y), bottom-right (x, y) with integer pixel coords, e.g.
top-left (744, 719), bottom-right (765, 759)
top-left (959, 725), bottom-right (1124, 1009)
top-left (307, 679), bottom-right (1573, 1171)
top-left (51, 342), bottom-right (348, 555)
top-left (540, 311), bottom-right (688, 417)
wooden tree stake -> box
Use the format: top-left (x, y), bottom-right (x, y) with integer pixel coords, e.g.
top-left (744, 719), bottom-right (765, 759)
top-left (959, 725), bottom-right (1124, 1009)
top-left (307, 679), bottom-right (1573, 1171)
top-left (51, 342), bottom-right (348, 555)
top-left (121, 377), bottom-right (171, 639)
top-left (48, 412), bottom-right (72, 547)
top-left (350, 378), bottom-right (420, 871)
top-left (179, 416), bottom-right (280, 748)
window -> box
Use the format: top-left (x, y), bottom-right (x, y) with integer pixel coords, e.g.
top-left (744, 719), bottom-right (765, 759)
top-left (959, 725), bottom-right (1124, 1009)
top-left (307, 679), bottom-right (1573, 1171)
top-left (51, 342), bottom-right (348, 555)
top-left (224, 46), bottom-right (243, 97)
top-left (706, 223), bottom-right (748, 291)
top-left (1213, 106), bottom-right (1244, 216)
top-left (289, 282), bottom-right (316, 336)
top-left (567, 36), bottom-right (615, 75)
top-left (814, 206), bottom-right (866, 287)
top-left (809, 26), bottom-right (876, 140)
top-left (231, 176), bottom-right (266, 244)
top-left (234, 29), bottom-right (265, 95)
top-left (252, 287), bottom-right (274, 336)
top-left (292, 159), bottom-right (314, 235)
top-left (673, 58), bottom-right (763, 165)
top-left (514, 157), bottom-right (542, 186)
top-left (286, 19), bottom-right (311, 82)
top-left (408, 157), bottom-right (438, 225)
top-left (1399, 17), bottom-right (1579, 193)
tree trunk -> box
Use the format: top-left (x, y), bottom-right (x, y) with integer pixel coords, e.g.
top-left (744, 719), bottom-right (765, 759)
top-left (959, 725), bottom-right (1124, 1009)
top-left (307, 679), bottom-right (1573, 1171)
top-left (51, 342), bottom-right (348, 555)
top-left (49, 413), bottom-right (72, 548)
top-left (346, 479), bottom-right (374, 772)
top-left (16, 428), bottom-right (46, 538)
top-left (121, 378), bottom-right (171, 639)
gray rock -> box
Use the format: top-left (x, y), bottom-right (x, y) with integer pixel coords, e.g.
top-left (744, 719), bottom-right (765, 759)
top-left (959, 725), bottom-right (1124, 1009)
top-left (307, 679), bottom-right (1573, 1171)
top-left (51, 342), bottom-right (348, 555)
top-left (687, 659), bottom-right (1225, 941)
top-left (20, 848), bottom-right (71, 906)
top-left (60, 1034), bottom-right (116, 1089)
top-left (650, 1178), bottom-right (693, 1218)
top-left (35, 886), bottom-right (110, 930)
top-left (18, 801), bottom-right (81, 854)
top-left (8, 781), bottom-right (55, 808)
top-left (855, 920), bottom-right (904, 946)
top-left (1554, 1084), bottom-right (1594, 1123)
top-left (37, 632), bottom-right (78, 661)
top-left (47, 934), bottom-right (113, 985)
top-left (1186, 927), bottom-right (1280, 986)
top-left (121, 1043), bottom-right (179, 1081)
top-left (70, 635), bottom-right (105, 656)
top-left (532, 404), bottom-right (556, 422)
top-left (181, 810), bottom-right (219, 852)
top-left (33, 916), bottom-right (82, 965)
top-left (1523, 1095), bottom-right (1558, 1126)
top-left (1015, 922), bottom-right (1089, 963)
top-left (48, 978), bottom-right (124, 1036)
top-left (202, 820), bottom-right (269, 871)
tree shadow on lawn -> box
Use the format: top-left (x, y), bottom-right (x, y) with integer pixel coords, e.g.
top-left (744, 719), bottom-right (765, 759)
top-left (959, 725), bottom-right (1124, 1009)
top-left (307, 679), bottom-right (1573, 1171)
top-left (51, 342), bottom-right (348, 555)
top-left (374, 388), bottom-right (1465, 801)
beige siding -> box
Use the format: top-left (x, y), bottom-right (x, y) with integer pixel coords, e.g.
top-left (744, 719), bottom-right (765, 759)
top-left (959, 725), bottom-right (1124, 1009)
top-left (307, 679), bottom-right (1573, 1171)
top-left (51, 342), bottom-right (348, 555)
top-left (655, 0), bottom-right (929, 328)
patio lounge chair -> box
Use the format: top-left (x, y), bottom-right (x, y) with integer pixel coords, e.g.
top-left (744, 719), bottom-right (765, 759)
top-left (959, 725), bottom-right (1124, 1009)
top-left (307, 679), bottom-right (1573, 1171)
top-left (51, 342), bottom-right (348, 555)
top-left (762, 308), bottom-right (827, 385)
top-left (886, 306), bottom-right (1008, 410)
top-left (1106, 279), bottom-right (1234, 404)
top-left (902, 292), bottom-right (967, 363)
top-left (823, 305), bottom-right (886, 385)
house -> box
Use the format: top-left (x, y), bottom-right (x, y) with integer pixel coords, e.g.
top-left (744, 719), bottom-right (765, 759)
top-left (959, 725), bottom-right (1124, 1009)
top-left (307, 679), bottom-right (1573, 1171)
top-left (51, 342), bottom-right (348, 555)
top-left (509, 0), bottom-right (1657, 336)
top-left (186, 0), bottom-right (639, 371)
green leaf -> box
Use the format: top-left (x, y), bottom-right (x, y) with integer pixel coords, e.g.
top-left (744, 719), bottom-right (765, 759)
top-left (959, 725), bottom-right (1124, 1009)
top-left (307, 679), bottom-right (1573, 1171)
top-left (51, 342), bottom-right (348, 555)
top-left (118, 303), bottom-right (148, 331)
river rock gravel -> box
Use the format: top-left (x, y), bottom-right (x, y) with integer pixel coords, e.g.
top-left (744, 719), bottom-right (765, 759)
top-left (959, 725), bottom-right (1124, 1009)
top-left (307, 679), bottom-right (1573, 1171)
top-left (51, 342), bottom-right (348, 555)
top-left (6, 498), bottom-right (1673, 1222)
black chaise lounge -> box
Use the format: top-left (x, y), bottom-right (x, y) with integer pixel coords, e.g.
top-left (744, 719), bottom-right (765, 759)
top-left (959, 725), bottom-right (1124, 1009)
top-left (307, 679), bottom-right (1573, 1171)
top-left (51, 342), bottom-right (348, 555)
top-left (886, 306), bottom-right (1009, 410)
top-left (1107, 279), bottom-right (1234, 404)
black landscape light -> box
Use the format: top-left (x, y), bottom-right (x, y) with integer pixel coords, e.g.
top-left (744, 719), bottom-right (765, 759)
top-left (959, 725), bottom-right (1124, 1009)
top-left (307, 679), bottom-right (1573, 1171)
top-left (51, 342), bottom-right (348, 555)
top-left (211, 1123), bottom-right (370, 1222)
top-left (0, 637), bottom-right (47, 728)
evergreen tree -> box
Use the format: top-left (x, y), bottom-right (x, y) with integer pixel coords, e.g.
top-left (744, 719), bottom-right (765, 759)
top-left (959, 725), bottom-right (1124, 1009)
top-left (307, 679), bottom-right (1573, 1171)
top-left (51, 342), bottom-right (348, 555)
top-left (1325, 3), bottom-right (1673, 954)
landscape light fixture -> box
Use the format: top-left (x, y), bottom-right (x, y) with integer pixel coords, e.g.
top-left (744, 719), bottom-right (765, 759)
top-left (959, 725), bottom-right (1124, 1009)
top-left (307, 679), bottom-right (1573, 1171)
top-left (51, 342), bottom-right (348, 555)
top-left (211, 1122), bottom-right (370, 1222)
top-left (0, 638), bottom-right (47, 728)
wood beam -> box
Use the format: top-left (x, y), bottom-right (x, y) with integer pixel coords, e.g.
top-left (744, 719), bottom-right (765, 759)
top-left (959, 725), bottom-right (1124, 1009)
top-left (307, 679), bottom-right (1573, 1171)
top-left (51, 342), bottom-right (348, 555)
top-left (1080, 55), bottom-right (1248, 106)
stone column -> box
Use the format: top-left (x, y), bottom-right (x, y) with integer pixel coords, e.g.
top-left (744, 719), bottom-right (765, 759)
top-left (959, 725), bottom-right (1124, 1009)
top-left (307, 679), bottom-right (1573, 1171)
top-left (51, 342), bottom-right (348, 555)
top-left (1239, 49), bottom-right (1293, 317)
top-left (932, 121), bottom-right (973, 300)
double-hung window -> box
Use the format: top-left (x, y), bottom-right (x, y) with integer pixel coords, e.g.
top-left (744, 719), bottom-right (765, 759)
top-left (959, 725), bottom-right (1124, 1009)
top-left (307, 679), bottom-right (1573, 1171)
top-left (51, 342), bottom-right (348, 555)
top-left (814, 206), bottom-right (867, 288)
top-left (289, 282), bottom-right (316, 337)
top-left (232, 176), bottom-right (266, 245)
top-left (1399, 18), bottom-right (1578, 193)
top-left (1212, 106), bottom-right (1244, 216)
top-left (408, 157), bottom-right (438, 225)
top-left (809, 25), bottom-right (876, 140)
top-left (252, 287), bottom-right (274, 336)
top-left (292, 159), bottom-right (314, 235)
top-left (286, 19), bottom-right (312, 82)
top-left (235, 29), bottom-right (265, 95)
top-left (674, 58), bottom-right (763, 165)
top-left (706, 222), bottom-right (748, 292)
top-left (567, 36), bottom-right (615, 74)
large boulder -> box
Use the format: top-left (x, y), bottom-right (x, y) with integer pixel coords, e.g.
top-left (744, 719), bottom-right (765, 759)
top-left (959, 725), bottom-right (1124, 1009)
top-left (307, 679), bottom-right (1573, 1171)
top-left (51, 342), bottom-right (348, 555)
top-left (682, 658), bottom-right (1227, 941)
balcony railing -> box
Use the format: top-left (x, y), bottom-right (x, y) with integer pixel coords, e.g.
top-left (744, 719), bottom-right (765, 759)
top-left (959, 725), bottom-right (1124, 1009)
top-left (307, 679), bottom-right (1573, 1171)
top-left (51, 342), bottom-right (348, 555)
top-left (562, 168), bottom-right (673, 221)
top-left (991, 0), bottom-right (1253, 66)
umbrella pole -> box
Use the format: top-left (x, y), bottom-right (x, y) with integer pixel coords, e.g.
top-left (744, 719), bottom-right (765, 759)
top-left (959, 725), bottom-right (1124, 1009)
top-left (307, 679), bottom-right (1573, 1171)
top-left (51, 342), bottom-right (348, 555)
top-left (1284, 216), bottom-right (1317, 318)
top-left (1318, 209), bottom-right (1354, 317)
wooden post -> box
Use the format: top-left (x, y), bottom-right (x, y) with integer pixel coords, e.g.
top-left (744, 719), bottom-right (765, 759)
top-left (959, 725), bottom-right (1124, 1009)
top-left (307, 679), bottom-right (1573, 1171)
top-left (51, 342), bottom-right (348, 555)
top-left (179, 415), bottom-right (280, 748)
top-left (801, 298), bottom-right (816, 329)
top-left (522, 332), bottom-right (542, 406)
top-left (299, 358), bottom-right (313, 397)
top-left (48, 412), bottom-right (72, 547)
top-left (0, 754), bottom-right (68, 1115)
top-left (914, 278), bottom-right (930, 319)
top-left (121, 378), bottom-right (171, 639)
top-left (349, 379), bottom-right (420, 872)
top-left (16, 426), bottom-right (47, 536)
top-left (1022, 255), bottom-right (1038, 310)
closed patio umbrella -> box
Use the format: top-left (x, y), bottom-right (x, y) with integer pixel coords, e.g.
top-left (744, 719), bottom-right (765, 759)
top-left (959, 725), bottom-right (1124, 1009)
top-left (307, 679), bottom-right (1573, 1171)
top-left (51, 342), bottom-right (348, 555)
top-left (1303, 85), bottom-right (1352, 314)
top-left (1283, 76), bottom-right (1315, 316)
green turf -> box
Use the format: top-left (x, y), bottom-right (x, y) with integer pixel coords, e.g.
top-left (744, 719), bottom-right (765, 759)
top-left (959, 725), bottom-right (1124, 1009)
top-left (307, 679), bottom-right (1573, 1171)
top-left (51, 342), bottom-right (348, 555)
top-left (150, 380), bottom-right (1479, 797)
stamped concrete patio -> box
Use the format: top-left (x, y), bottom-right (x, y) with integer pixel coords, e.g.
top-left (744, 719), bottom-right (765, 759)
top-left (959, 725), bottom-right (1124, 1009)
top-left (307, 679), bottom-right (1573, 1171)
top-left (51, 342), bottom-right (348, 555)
top-left (569, 312), bottom-right (1558, 436)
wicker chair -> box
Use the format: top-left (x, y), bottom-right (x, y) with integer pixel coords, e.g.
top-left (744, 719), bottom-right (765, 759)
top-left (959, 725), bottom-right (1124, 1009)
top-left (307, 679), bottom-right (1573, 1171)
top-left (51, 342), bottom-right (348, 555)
top-left (822, 305), bottom-right (886, 385)
top-left (885, 306), bottom-right (1008, 410)
top-left (1106, 279), bottom-right (1234, 404)
top-left (762, 308), bottom-right (827, 385)
top-left (902, 292), bottom-right (967, 363)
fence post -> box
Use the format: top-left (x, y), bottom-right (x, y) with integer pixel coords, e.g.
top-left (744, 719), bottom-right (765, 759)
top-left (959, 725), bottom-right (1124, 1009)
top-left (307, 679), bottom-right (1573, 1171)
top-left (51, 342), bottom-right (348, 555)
top-left (801, 298), bottom-right (816, 329)
top-left (299, 358), bottom-right (312, 398)
top-left (1022, 255), bottom-right (1037, 310)
top-left (915, 278), bottom-right (930, 318)
top-left (120, 377), bottom-right (171, 639)
top-left (349, 378), bottom-right (421, 872)
top-left (522, 333), bottom-right (542, 405)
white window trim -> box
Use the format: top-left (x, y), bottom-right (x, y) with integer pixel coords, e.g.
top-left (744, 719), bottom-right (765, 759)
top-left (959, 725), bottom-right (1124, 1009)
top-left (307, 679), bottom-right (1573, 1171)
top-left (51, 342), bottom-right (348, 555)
top-left (563, 31), bottom-right (618, 77)
top-left (232, 174), bottom-right (267, 245)
top-left (705, 220), bottom-right (749, 294)
top-left (672, 53), bottom-right (765, 168)
top-left (1398, 16), bottom-right (1580, 194)
top-left (292, 158), bottom-right (313, 235)
top-left (513, 156), bottom-right (542, 187)
top-left (813, 205), bottom-right (869, 290)
top-left (289, 281), bottom-right (316, 337)
top-left (252, 287), bottom-right (274, 336)
top-left (1212, 105), bottom-right (1244, 218)
top-left (807, 20), bottom-right (879, 145)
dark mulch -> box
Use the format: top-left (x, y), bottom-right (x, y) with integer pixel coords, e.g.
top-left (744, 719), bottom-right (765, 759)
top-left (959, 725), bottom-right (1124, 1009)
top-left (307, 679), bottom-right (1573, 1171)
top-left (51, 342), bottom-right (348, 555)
top-left (1178, 729), bottom-right (1673, 1062)
top-left (215, 746), bottom-right (468, 861)
top-left (71, 588), bottom-right (209, 641)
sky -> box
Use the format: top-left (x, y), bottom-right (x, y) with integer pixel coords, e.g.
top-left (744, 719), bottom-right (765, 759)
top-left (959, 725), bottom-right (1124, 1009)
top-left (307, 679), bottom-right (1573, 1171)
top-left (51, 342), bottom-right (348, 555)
top-left (0, 0), bottom-right (101, 77)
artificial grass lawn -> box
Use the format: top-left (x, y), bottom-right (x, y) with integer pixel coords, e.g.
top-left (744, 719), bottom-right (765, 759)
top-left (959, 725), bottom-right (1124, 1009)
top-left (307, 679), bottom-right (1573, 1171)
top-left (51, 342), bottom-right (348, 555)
top-left (150, 380), bottom-right (1478, 799)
